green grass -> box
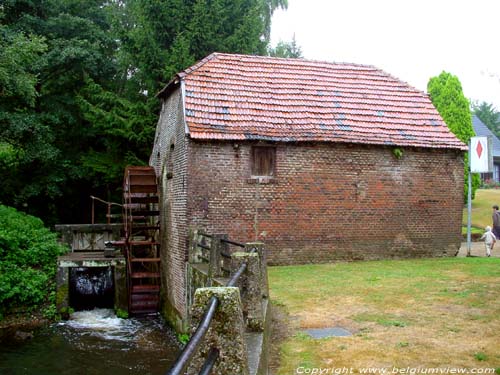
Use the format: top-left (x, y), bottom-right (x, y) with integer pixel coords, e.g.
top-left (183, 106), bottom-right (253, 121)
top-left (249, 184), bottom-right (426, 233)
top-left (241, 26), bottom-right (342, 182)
top-left (270, 258), bottom-right (498, 311)
top-left (463, 188), bottom-right (500, 230)
top-left (269, 258), bottom-right (500, 373)
top-left (474, 352), bottom-right (488, 361)
top-left (352, 313), bottom-right (409, 327)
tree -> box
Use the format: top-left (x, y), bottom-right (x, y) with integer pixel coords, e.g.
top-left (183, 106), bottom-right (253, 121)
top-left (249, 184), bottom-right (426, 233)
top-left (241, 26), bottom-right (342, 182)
top-left (1, 0), bottom-right (120, 224)
top-left (116, 0), bottom-right (288, 95)
top-left (81, 0), bottom-right (290, 191)
top-left (268, 34), bottom-right (303, 58)
top-left (427, 71), bottom-right (480, 200)
top-left (1, 0), bottom-right (288, 225)
top-left (0, 27), bottom-right (47, 108)
top-left (472, 101), bottom-right (500, 136)
top-left (0, 21), bottom-right (59, 218)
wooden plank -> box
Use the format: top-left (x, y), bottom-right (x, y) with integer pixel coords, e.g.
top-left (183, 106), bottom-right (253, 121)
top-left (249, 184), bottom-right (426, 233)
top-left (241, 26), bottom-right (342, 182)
top-left (130, 258), bottom-right (160, 262)
top-left (131, 272), bottom-right (160, 278)
top-left (132, 285), bottom-right (160, 293)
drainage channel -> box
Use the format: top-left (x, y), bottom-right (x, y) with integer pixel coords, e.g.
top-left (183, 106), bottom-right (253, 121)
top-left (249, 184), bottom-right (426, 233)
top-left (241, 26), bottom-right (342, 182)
top-left (304, 327), bottom-right (353, 338)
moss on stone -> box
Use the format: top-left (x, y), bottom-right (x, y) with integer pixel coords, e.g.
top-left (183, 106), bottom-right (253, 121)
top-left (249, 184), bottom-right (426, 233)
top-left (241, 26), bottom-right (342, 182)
top-left (56, 283), bottom-right (69, 309)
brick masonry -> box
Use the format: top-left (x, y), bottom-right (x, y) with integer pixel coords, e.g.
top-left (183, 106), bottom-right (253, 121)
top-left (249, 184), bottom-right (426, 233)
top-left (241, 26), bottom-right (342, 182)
top-left (151, 89), bottom-right (191, 324)
top-left (151, 86), bottom-right (465, 324)
top-left (187, 141), bottom-right (464, 265)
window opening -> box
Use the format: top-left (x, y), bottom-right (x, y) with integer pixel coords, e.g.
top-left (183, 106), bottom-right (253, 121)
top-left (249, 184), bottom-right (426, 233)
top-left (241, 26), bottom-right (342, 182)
top-left (166, 144), bottom-right (174, 179)
top-left (251, 146), bottom-right (276, 177)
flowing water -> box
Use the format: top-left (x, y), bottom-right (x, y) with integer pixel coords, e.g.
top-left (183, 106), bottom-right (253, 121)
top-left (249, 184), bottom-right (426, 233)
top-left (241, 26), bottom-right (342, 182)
top-left (0, 309), bottom-right (180, 375)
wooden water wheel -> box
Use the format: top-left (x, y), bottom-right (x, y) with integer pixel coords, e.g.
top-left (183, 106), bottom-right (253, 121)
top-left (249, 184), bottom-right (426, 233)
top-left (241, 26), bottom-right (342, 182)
top-left (122, 166), bottom-right (161, 315)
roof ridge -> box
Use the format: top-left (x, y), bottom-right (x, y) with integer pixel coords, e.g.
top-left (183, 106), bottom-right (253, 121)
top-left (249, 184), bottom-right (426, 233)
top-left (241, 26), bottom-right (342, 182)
top-left (208, 52), bottom-right (378, 69)
top-left (179, 52), bottom-right (428, 98)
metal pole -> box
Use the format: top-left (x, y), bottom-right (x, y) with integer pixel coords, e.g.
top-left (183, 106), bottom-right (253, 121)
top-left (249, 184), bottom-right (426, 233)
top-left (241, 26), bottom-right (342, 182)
top-left (166, 296), bottom-right (220, 375)
top-left (91, 197), bottom-right (95, 224)
top-left (198, 347), bottom-right (219, 375)
top-left (467, 142), bottom-right (472, 257)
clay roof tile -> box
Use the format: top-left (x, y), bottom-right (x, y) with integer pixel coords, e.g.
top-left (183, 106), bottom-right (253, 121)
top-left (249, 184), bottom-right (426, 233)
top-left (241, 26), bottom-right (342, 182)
top-left (166, 53), bottom-right (466, 150)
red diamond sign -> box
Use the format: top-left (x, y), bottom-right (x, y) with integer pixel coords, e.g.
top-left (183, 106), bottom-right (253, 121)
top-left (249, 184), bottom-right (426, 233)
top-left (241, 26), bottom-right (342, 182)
top-left (471, 136), bottom-right (490, 173)
top-left (476, 141), bottom-right (483, 159)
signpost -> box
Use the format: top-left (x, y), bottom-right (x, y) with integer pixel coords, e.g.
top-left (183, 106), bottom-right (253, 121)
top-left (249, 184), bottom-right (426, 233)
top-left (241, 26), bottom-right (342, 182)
top-left (467, 136), bottom-right (493, 256)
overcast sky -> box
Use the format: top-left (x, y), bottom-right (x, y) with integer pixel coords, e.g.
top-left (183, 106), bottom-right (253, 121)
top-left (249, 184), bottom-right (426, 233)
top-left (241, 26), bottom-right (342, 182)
top-left (270, 0), bottom-right (500, 110)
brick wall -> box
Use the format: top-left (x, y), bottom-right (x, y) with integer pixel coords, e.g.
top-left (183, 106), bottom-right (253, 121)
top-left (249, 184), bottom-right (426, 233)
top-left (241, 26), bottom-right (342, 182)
top-left (186, 141), bottom-right (464, 265)
top-left (152, 89), bottom-right (464, 326)
top-left (150, 89), bottom-right (190, 323)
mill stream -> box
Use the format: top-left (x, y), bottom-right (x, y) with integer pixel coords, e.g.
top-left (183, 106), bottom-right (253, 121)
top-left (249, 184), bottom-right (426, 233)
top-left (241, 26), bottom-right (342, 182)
top-left (0, 309), bottom-right (180, 374)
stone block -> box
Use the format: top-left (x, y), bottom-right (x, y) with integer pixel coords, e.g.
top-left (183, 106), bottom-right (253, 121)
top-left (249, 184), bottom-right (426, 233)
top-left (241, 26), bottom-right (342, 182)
top-left (231, 251), bottom-right (264, 332)
top-left (187, 287), bottom-right (249, 375)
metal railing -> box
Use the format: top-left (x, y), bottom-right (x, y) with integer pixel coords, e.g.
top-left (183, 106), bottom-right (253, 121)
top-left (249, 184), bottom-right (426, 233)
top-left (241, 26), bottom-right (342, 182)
top-left (191, 233), bottom-right (245, 278)
top-left (220, 238), bottom-right (245, 248)
top-left (166, 235), bottom-right (252, 375)
top-left (90, 195), bottom-right (122, 224)
top-left (166, 296), bottom-right (220, 375)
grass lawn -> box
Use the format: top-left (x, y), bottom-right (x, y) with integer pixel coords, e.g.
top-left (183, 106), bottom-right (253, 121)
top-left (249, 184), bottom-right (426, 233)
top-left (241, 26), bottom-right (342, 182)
top-left (463, 189), bottom-right (500, 233)
top-left (269, 258), bottom-right (500, 373)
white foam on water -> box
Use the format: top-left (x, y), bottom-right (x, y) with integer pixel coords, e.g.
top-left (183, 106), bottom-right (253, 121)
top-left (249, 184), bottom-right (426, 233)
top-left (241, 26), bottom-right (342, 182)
top-left (59, 308), bottom-right (141, 341)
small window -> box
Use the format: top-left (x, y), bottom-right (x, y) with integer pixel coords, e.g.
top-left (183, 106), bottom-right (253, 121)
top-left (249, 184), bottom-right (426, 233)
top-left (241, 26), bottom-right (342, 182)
top-left (166, 144), bottom-right (174, 179)
top-left (251, 146), bottom-right (276, 177)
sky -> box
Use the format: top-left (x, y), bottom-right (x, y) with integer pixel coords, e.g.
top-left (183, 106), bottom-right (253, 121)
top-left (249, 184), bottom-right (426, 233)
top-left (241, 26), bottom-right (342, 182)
top-left (270, 0), bottom-right (500, 110)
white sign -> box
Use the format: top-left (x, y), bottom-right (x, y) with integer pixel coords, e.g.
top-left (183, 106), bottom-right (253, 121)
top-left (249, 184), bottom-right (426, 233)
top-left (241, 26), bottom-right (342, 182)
top-left (470, 136), bottom-right (492, 173)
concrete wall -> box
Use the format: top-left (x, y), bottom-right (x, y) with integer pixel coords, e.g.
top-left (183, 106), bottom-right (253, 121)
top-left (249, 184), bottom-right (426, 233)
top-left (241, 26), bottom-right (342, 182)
top-left (55, 225), bottom-right (127, 314)
top-left (185, 244), bottom-right (270, 375)
top-left (55, 224), bottom-right (122, 251)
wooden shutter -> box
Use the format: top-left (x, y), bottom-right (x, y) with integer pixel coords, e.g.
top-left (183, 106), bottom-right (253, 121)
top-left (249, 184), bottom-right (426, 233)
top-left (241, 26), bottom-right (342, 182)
top-left (251, 147), bottom-right (275, 176)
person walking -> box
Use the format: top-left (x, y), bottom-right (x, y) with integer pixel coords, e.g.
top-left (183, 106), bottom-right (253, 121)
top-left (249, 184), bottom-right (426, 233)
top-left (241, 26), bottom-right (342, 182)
top-left (492, 205), bottom-right (500, 239)
top-left (480, 226), bottom-right (496, 257)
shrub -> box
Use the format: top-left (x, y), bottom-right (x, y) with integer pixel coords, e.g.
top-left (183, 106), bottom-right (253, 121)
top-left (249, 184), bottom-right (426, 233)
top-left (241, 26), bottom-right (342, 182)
top-left (480, 179), bottom-right (500, 189)
top-left (0, 205), bottom-right (68, 318)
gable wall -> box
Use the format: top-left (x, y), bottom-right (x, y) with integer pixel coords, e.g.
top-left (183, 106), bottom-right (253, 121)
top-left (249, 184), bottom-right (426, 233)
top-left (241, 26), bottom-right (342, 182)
top-left (186, 141), bottom-right (464, 264)
top-left (150, 88), bottom-right (190, 326)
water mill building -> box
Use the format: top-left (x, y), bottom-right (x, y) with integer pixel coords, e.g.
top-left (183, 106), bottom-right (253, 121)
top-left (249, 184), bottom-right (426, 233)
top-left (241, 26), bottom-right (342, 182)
top-left (149, 53), bottom-right (466, 325)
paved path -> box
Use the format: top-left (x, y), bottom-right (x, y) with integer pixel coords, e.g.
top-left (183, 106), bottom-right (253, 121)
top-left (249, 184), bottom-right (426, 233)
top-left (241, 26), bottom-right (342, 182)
top-left (457, 241), bottom-right (500, 258)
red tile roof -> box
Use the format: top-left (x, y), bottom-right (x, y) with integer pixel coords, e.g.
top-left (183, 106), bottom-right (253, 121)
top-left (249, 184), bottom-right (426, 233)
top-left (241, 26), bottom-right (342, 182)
top-left (164, 53), bottom-right (466, 150)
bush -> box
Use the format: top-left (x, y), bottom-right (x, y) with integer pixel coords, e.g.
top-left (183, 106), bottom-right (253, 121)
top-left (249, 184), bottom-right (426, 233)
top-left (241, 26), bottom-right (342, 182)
top-left (480, 179), bottom-right (500, 189)
top-left (0, 205), bottom-right (68, 318)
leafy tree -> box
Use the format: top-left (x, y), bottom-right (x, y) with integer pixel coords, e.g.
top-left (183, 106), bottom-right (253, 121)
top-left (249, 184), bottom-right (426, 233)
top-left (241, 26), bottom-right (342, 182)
top-left (0, 20), bottom-right (60, 217)
top-left (427, 71), bottom-right (480, 200)
top-left (1, 0), bottom-right (121, 223)
top-left (0, 26), bottom-right (47, 108)
top-left (472, 101), bottom-right (500, 136)
top-left (81, 0), bottom-right (289, 189)
top-left (76, 78), bottom-right (156, 184)
top-left (116, 0), bottom-right (288, 95)
top-left (1, 0), bottom-right (288, 225)
top-left (268, 34), bottom-right (302, 58)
